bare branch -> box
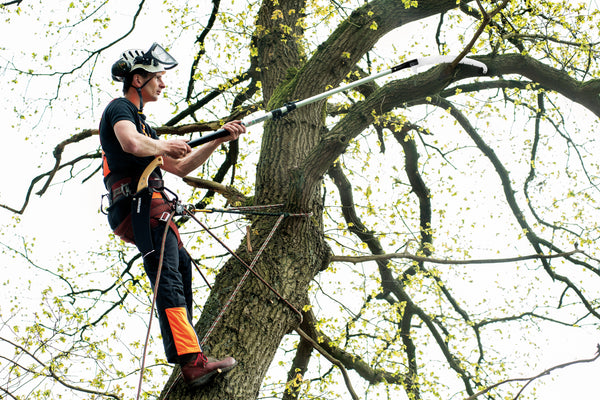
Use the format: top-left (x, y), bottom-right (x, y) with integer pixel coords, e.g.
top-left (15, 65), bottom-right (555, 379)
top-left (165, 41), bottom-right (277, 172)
top-left (1, 0), bottom-right (22, 6)
top-left (167, 71), bottom-right (253, 126)
top-left (182, 176), bottom-right (249, 206)
top-left (283, 331), bottom-right (313, 400)
top-left (451, 0), bottom-right (510, 69)
top-left (298, 309), bottom-right (409, 386)
top-left (295, 327), bottom-right (359, 400)
top-left (502, 33), bottom-right (600, 50)
top-left (327, 161), bottom-right (473, 396)
top-left (0, 336), bottom-right (122, 400)
top-left (186, 0), bottom-right (222, 101)
top-left (464, 345), bottom-right (600, 400)
top-left (331, 249), bottom-right (584, 266)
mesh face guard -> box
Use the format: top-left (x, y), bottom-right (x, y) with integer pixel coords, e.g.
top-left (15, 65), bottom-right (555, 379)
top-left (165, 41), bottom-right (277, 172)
top-left (112, 43), bottom-right (178, 82)
top-left (145, 43), bottom-right (178, 70)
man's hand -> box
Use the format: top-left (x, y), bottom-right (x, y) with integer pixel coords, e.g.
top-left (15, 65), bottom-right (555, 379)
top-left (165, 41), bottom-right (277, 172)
top-left (220, 120), bottom-right (246, 142)
top-left (161, 139), bottom-right (192, 159)
top-left (160, 120), bottom-right (247, 177)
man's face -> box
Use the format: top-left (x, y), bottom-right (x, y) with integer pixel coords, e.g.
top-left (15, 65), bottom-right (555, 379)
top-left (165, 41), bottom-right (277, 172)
top-left (136, 71), bottom-right (166, 103)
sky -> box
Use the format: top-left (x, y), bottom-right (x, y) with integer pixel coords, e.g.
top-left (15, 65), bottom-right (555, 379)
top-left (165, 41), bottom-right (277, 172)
top-left (1, 1), bottom-right (600, 399)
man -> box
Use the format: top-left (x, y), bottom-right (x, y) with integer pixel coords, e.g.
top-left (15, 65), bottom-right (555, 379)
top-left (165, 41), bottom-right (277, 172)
top-left (99, 43), bottom-right (245, 388)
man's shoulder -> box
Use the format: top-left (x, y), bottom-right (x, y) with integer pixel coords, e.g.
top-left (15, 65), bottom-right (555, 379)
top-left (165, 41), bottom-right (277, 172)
top-left (102, 97), bottom-right (137, 124)
top-left (105, 97), bottom-right (136, 113)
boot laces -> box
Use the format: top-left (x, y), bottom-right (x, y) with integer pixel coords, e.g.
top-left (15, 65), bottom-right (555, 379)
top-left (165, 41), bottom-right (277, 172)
top-left (190, 352), bottom-right (207, 367)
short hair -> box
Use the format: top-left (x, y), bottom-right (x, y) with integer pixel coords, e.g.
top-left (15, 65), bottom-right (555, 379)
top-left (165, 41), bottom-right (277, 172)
top-left (122, 68), bottom-right (150, 94)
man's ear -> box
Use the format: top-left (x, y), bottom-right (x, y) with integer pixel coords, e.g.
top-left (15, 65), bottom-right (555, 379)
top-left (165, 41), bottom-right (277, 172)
top-left (131, 74), bottom-right (142, 88)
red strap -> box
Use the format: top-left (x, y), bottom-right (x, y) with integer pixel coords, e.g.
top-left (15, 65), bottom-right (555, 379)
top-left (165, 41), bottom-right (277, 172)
top-left (149, 199), bottom-right (183, 248)
top-left (112, 198), bottom-right (183, 249)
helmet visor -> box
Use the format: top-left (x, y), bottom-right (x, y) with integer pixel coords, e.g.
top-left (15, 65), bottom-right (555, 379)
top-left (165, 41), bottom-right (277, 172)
top-left (145, 43), bottom-right (178, 70)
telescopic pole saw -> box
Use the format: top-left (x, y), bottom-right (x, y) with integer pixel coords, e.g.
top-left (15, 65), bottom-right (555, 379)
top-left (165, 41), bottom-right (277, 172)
top-left (187, 55), bottom-right (487, 148)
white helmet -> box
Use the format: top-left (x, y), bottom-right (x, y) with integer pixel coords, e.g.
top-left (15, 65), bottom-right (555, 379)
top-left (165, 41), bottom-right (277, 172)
top-left (111, 43), bottom-right (178, 82)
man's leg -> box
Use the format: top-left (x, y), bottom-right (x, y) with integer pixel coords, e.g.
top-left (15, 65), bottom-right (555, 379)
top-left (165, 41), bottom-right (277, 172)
top-left (143, 226), bottom-right (201, 364)
top-left (178, 247), bottom-right (195, 322)
top-left (143, 225), bottom-right (236, 386)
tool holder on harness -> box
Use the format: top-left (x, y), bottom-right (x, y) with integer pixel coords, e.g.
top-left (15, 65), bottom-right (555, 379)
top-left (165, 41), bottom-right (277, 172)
top-left (131, 156), bottom-right (165, 257)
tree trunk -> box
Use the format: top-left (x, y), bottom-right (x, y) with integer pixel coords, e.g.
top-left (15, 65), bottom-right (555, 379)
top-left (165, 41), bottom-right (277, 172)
top-left (161, 123), bottom-right (329, 399)
top-left (160, 56), bottom-right (330, 400)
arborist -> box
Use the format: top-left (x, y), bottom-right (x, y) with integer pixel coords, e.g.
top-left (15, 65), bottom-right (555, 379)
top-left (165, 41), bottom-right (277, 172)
top-left (99, 43), bottom-right (246, 388)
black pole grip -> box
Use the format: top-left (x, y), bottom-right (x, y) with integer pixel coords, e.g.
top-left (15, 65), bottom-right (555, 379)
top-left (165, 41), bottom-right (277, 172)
top-left (188, 128), bottom-right (229, 148)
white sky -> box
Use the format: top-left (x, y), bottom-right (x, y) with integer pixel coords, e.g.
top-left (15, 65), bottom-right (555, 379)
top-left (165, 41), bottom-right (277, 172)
top-left (1, 1), bottom-right (599, 399)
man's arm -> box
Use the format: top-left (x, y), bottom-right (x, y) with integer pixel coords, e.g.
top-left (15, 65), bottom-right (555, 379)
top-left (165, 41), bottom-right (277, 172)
top-left (114, 120), bottom-right (192, 159)
top-left (161, 121), bottom-right (246, 177)
top-left (113, 119), bottom-right (246, 178)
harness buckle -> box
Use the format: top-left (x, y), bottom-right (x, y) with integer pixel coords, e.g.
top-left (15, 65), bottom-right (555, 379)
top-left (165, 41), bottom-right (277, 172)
top-left (100, 193), bottom-right (110, 215)
top-left (158, 211), bottom-right (171, 222)
top-left (111, 182), bottom-right (132, 201)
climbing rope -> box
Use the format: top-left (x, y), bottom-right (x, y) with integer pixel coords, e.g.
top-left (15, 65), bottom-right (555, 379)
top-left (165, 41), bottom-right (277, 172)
top-left (192, 203), bottom-right (308, 217)
top-left (186, 209), bottom-right (304, 338)
top-left (183, 211), bottom-right (302, 347)
top-left (136, 208), bottom-right (176, 400)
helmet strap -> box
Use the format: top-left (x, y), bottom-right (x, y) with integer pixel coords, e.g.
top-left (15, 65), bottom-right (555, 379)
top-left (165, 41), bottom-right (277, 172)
top-left (134, 74), bottom-right (155, 112)
top-left (135, 87), bottom-right (144, 112)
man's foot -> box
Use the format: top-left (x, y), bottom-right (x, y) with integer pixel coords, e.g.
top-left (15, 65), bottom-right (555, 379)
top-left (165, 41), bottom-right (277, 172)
top-left (181, 353), bottom-right (237, 388)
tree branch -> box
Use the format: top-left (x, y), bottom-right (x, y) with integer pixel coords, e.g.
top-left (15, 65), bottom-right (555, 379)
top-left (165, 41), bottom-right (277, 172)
top-left (182, 176), bottom-right (249, 206)
top-left (451, 0), bottom-right (510, 70)
top-left (331, 249), bottom-right (584, 265)
top-left (464, 345), bottom-right (600, 400)
top-left (294, 326), bottom-right (359, 400)
top-left (327, 161), bottom-right (475, 396)
top-left (283, 330), bottom-right (313, 400)
top-left (168, 71), bottom-right (253, 126)
top-left (477, 53), bottom-right (600, 116)
top-left (9, 0), bottom-right (147, 81)
top-left (431, 95), bottom-right (600, 321)
top-left (298, 309), bottom-right (408, 386)
top-left (186, 0), bottom-right (222, 102)
top-left (0, 336), bottom-right (122, 400)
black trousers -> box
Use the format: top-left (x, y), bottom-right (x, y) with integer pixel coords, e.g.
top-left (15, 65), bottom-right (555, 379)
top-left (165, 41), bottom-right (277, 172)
top-left (142, 224), bottom-right (201, 363)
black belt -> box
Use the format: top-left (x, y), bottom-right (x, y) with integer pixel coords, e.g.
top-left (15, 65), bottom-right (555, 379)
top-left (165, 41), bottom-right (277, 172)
top-left (109, 177), bottom-right (164, 205)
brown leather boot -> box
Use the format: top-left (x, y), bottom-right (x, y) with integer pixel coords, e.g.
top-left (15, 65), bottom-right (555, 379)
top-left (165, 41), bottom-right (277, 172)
top-left (181, 353), bottom-right (237, 388)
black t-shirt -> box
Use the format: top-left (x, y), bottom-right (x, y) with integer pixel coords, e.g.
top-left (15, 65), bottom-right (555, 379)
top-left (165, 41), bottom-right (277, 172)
top-left (99, 97), bottom-right (161, 189)
top-left (99, 98), bottom-right (163, 229)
